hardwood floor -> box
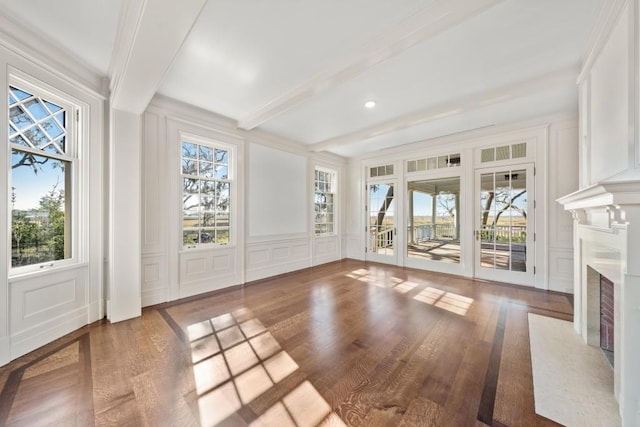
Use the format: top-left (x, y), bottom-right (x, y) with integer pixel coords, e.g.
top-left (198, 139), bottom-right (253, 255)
top-left (0, 259), bottom-right (573, 426)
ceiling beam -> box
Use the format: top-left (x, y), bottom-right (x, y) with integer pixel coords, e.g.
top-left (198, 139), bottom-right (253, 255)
top-left (237, 0), bottom-right (506, 131)
top-left (308, 67), bottom-right (579, 152)
top-left (109, 0), bottom-right (207, 114)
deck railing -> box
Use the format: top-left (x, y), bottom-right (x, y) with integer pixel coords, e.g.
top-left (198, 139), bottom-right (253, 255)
top-left (409, 224), bottom-right (457, 242)
top-left (374, 224), bottom-right (526, 250)
top-left (370, 226), bottom-right (394, 250)
top-left (480, 225), bottom-right (526, 243)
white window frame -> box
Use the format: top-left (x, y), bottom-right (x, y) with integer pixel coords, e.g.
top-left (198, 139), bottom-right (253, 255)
top-left (314, 167), bottom-right (337, 236)
top-left (180, 133), bottom-right (235, 249)
top-left (8, 75), bottom-right (80, 275)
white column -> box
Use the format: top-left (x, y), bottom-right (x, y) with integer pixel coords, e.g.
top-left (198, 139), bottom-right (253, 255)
top-left (431, 193), bottom-right (437, 239)
top-left (108, 109), bottom-right (142, 322)
top-left (408, 190), bottom-right (414, 244)
top-left (455, 192), bottom-right (460, 240)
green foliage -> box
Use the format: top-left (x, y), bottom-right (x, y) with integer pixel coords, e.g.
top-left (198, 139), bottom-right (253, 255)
top-left (11, 183), bottom-right (66, 267)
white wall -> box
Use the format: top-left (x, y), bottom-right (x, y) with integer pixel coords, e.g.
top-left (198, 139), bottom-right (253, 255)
top-left (547, 118), bottom-right (580, 293)
top-left (141, 96), bottom-right (347, 305)
top-left (579, 0), bottom-right (639, 185)
top-left (588, 5), bottom-right (630, 183)
top-left (247, 144), bottom-right (307, 237)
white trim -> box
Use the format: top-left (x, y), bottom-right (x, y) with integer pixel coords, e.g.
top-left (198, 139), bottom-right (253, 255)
top-left (310, 67), bottom-right (578, 152)
top-left (109, 0), bottom-right (207, 114)
top-left (578, 0), bottom-right (629, 84)
top-left (237, 0), bottom-right (505, 130)
top-left (0, 11), bottom-right (107, 98)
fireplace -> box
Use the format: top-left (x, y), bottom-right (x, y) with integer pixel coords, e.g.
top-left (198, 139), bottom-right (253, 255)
top-left (558, 181), bottom-right (640, 426)
top-left (600, 274), bottom-right (614, 362)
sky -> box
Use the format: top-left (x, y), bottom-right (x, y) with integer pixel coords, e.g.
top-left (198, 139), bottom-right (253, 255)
top-left (11, 151), bottom-right (65, 211)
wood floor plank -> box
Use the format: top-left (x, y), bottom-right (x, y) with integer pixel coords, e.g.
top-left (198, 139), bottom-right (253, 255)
top-left (0, 260), bottom-right (576, 427)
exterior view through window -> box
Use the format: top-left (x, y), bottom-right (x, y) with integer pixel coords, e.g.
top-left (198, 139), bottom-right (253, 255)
top-left (9, 85), bottom-right (71, 268)
top-left (314, 168), bottom-right (335, 235)
top-left (407, 177), bottom-right (460, 263)
top-left (181, 140), bottom-right (230, 247)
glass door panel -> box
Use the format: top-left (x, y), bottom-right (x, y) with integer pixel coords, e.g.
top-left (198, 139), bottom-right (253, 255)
top-left (475, 165), bottom-right (533, 286)
top-left (367, 182), bottom-right (397, 264)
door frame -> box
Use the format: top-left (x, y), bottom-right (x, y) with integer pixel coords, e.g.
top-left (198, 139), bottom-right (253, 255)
top-left (474, 163), bottom-right (535, 286)
top-left (365, 179), bottom-right (398, 265)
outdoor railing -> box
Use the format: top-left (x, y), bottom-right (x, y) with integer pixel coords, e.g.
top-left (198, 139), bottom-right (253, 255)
top-left (370, 226), bottom-right (394, 250)
top-left (409, 224), bottom-right (457, 242)
top-left (480, 225), bottom-right (526, 243)
top-left (374, 223), bottom-right (526, 250)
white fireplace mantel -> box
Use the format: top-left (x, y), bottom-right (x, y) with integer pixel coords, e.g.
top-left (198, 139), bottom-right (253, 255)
top-left (558, 179), bottom-right (640, 426)
top-left (557, 180), bottom-right (640, 211)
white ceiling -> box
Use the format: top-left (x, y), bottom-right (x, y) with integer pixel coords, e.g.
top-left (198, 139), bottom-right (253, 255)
top-left (0, 0), bottom-right (122, 75)
top-left (0, 0), bottom-right (603, 158)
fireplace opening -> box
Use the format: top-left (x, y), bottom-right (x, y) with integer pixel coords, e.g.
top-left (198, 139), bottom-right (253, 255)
top-left (600, 274), bottom-right (614, 367)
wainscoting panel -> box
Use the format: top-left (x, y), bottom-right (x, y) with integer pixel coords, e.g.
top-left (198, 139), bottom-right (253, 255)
top-left (246, 238), bottom-right (311, 282)
top-left (179, 248), bottom-right (240, 298)
top-left (142, 254), bottom-right (168, 307)
top-left (313, 235), bottom-right (341, 266)
top-left (547, 247), bottom-right (575, 293)
top-left (9, 266), bottom-right (89, 359)
top-left (346, 233), bottom-right (364, 261)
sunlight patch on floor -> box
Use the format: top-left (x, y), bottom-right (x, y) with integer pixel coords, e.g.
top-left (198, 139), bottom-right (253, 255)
top-left (413, 287), bottom-right (473, 316)
top-left (188, 308), bottom-right (345, 426)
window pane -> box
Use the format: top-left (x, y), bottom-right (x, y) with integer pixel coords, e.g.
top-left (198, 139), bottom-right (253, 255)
top-left (183, 230), bottom-right (198, 245)
top-left (215, 149), bottom-right (228, 164)
top-left (199, 161), bottom-right (213, 178)
top-left (184, 178), bottom-right (199, 194)
top-left (182, 142), bottom-right (197, 159)
top-left (9, 105), bottom-right (34, 130)
top-left (182, 159), bottom-right (197, 175)
top-left (11, 150), bottom-right (71, 267)
top-left (199, 145), bottom-right (213, 161)
top-left (24, 99), bottom-right (48, 120)
top-left (214, 165), bottom-right (228, 179)
top-left (217, 229), bottom-right (229, 244)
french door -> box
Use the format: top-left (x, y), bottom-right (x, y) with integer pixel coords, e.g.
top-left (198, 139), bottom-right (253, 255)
top-left (366, 181), bottom-right (397, 265)
top-left (474, 164), bottom-right (534, 286)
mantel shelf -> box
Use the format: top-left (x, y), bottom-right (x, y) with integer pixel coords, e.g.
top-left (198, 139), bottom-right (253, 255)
top-left (557, 180), bottom-right (640, 211)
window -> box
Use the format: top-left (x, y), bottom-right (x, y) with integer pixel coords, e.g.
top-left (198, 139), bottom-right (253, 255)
top-left (314, 168), bottom-right (336, 235)
top-left (9, 84), bottom-right (73, 269)
top-left (181, 139), bottom-right (231, 247)
top-left (407, 153), bottom-right (460, 173)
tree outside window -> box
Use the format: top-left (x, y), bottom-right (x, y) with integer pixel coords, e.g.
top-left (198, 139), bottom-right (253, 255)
top-left (314, 168), bottom-right (336, 235)
top-left (181, 140), bottom-right (231, 247)
top-left (9, 85), bottom-right (72, 268)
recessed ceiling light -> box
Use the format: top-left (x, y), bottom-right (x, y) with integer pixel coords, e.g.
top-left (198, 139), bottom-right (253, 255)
top-left (364, 100), bottom-right (376, 109)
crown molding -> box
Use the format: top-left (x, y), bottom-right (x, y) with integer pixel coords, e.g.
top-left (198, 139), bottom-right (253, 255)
top-left (309, 66), bottom-right (579, 153)
top-left (0, 11), bottom-right (108, 99)
top-left (237, 0), bottom-right (505, 131)
top-left (577, 0), bottom-right (629, 84)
